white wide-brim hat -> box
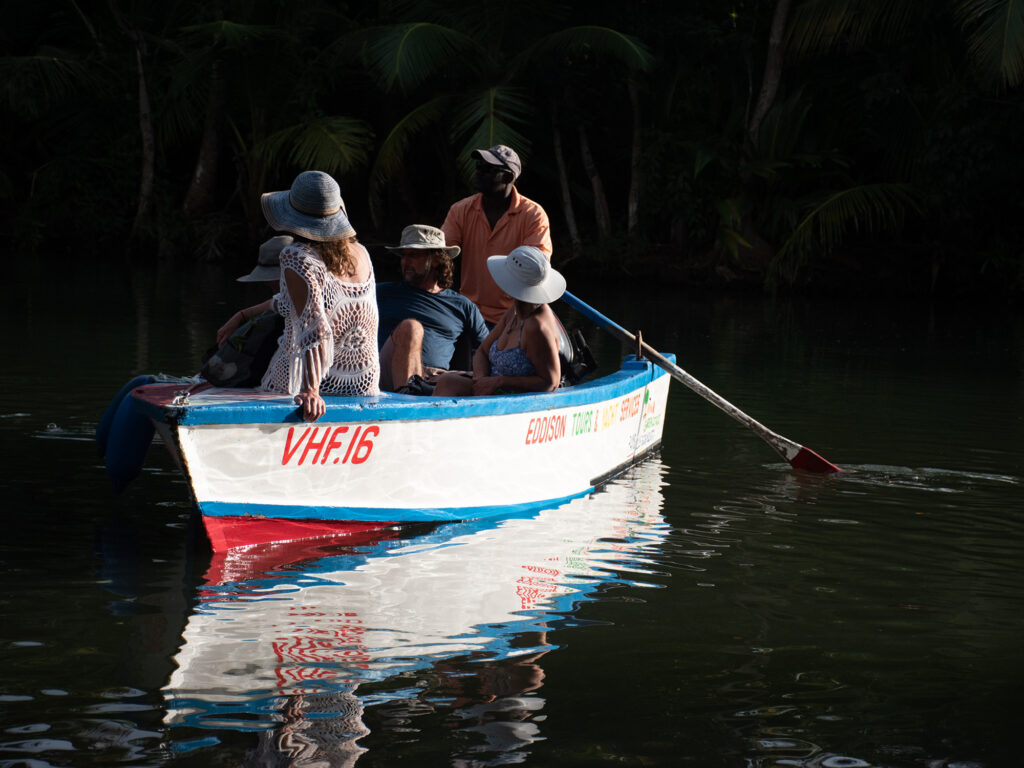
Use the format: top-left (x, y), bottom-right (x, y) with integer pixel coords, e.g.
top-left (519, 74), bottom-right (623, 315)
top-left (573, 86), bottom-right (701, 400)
top-left (260, 171), bottom-right (355, 242)
top-left (384, 224), bottom-right (460, 258)
top-left (487, 246), bottom-right (565, 304)
top-left (237, 235), bottom-right (293, 282)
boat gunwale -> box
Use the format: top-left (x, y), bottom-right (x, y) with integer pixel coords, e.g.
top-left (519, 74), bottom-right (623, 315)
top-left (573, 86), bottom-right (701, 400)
top-left (133, 354), bottom-right (672, 426)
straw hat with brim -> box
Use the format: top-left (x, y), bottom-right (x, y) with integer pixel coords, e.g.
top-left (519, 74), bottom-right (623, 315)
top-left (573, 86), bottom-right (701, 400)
top-left (260, 171), bottom-right (355, 242)
top-left (487, 246), bottom-right (565, 304)
top-left (384, 224), bottom-right (460, 258)
top-left (237, 235), bottom-right (293, 282)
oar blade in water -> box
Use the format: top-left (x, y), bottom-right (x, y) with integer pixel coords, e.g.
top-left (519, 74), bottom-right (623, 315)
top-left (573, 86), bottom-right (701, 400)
top-left (790, 445), bottom-right (842, 473)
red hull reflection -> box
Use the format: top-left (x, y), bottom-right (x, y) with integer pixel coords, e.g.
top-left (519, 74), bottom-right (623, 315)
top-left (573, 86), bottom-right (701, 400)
top-left (203, 515), bottom-right (400, 553)
top-left (204, 521), bottom-right (412, 584)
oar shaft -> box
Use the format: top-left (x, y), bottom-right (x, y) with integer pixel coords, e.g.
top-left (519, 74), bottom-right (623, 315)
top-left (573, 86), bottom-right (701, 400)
top-left (560, 291), bottom-right (805, 464)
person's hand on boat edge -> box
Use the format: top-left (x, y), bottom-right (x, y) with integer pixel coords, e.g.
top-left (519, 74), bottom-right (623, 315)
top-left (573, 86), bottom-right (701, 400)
top-left (294, 390), bottom-right (326, 422)
top-left (472, 375), bottom-right (508, 396)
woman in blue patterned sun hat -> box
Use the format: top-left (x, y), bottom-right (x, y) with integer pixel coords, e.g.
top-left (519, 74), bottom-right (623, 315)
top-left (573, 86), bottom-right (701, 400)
top-left (216, 171), bottom-right (380, 420)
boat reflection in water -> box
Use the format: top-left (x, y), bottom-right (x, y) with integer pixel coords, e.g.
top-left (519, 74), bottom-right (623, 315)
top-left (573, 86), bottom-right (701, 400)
top-left (163, 459), bottom-right (668, 764)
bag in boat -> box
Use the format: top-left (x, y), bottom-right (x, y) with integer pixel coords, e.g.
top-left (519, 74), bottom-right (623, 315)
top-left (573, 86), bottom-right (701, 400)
top-left (202, 310), bottom-right (283, 387)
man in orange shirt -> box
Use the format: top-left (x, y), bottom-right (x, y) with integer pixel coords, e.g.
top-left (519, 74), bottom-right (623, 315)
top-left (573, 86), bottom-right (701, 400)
top-left (442, 145), bottom-right (553, 326)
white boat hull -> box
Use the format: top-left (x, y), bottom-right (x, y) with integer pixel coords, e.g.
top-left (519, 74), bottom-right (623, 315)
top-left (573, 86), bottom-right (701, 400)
top-left (132, 355), bottom-right (671, 549)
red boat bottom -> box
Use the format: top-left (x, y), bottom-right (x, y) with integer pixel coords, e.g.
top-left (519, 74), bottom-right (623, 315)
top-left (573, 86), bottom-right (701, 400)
top-left (202, 515), bottom-right (400, 552)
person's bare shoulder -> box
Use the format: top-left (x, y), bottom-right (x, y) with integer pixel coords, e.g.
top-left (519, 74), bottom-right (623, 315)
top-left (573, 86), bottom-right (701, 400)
top-left (341, 242), bottom-right (373, 283)
top-left (524, 307), bottom-right (558, 342)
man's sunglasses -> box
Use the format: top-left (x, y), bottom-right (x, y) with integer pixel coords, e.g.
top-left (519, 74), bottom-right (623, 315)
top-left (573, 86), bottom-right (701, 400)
top-left (475, 163), bottom-right (509, 176)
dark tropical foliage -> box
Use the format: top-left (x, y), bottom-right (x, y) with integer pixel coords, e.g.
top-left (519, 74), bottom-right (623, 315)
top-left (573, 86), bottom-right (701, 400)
top-left (3, 0), bottom-right (1023, 297)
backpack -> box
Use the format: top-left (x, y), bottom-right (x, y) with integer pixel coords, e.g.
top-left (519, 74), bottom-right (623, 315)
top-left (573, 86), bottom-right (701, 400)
top-left (555, 317), bottom-right (598, 387)
top-left (201, 310), bottom-right (284, 387)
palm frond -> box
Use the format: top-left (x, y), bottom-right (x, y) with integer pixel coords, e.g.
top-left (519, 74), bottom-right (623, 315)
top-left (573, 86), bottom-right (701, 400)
top-left (787, 0), bottom-right (920, 59)
top-left (426, 0), bottom-right (561, 40)
top-left (715, 198), bottom-right (752, 259)
top-left (253, 116), bottom-right (375, 179)
top-left (367, 96), bottom-right (453, 226)
top-left (0, 48), bottom-right (101, 119)
top-left (158, 52), bottom-right (211, 149)
top-left (178, 21), bottom-right (278, 50)
top-left (449, 86), bottom-right (532, 178)
top-left (956, 0), bottom-right (1024, 87)
top-left (372, 97), bottom-right (453, 184)
top-left (771, 182), bottom-right (923, 283)
top-left (755, 86), bottom-right (813, 162)
top-left (361, 23), bottom-right (484, 93)
top-left (520, 25), bottom-right (654, 72)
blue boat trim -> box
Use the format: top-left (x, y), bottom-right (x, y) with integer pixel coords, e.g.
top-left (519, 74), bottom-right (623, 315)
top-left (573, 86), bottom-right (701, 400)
top-left (199, 487), bottom-right (597, 523)
top-left (134, 355), bottom-right (672, 426)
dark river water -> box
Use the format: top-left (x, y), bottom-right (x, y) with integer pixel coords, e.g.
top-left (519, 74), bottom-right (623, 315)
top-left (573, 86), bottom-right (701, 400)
top-left (2, 257), bottom-right (1022, 767)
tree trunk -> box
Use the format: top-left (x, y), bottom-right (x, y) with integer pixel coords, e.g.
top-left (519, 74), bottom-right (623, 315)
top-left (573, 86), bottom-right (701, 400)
top-left (236, 109), bottom-right (272, 241)
top-left (747, 0), bottom-right (791, 149)
top-left (732, 0), bottom-right (791, 278)
top-left (108, 1), bottom-right (155, 247)
top-left (183, 57), bottom-right (225, 219)
top-left (578, 124), bottom-right (611, 240)
top-left (131, 39), bottom-right (155, 244)
top-left (627, 77), bottom-right (642, 235)
top-left (550, 98), bottom-right (582, 263)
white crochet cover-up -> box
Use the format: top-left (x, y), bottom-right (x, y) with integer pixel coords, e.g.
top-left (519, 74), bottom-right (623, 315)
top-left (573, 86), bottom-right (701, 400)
top-left (261, 242), bottom-right (380, 397)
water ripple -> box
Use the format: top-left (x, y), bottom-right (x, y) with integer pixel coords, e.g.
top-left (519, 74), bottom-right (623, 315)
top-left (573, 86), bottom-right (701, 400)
top-left (837, 464), bottom-right (1020, 492)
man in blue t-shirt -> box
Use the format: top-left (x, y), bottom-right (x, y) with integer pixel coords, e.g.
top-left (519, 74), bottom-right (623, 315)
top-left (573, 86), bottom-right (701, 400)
top-left (377, 225), bottom-right (489, 392)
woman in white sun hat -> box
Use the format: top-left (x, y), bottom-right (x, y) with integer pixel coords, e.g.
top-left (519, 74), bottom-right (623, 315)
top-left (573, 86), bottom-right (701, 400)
top-left (434, 245), bottom-right (566, 397)
top-left (217, 170), bottom-right (380, 421)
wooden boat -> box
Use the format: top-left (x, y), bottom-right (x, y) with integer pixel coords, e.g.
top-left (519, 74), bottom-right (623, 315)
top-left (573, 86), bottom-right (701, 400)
top-left (122, 354), bottom-right (671, 551)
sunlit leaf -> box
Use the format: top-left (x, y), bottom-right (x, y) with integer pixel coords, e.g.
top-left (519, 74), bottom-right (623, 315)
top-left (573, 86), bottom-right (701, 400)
top-left (718, 226), bottom-right (752, 259)
top-left (360, 23), bottom-right (483, 93)
top-left (254, 116), bottom-right (375, 178)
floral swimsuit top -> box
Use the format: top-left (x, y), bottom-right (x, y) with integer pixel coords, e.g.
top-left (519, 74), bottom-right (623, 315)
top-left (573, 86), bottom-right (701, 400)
top-left (488, 321), bottom-right (536, 377)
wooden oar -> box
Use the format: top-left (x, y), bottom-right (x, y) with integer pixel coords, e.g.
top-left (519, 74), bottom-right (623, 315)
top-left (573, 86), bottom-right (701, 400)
top-left (561, 291), bottom-right (842, 473)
